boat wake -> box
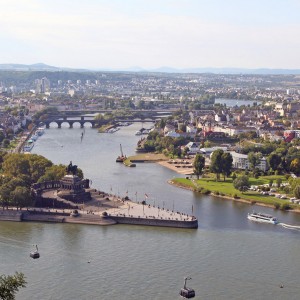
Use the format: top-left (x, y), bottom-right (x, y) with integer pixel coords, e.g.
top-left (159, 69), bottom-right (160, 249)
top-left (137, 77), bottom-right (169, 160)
top-left (278, 223), bottom-right (300, 231)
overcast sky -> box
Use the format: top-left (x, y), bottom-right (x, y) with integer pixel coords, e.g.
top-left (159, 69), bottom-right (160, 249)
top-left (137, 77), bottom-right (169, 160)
top-left (1, 0), bottom-right (300, 70)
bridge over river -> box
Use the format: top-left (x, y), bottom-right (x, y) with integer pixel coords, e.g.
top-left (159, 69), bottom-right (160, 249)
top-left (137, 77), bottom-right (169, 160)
top-left (43, 115), bottom-right (157, 128)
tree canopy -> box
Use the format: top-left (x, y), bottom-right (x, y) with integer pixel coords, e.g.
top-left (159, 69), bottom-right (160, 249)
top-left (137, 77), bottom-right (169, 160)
top-left (0, 272), bottom-right (26, 300)
top-left (193, 154), bottom-right (205, 179)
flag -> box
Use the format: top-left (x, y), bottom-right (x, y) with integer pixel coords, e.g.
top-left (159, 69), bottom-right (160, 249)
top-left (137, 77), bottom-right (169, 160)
top-left (145, 193), bottom-right (149, 198)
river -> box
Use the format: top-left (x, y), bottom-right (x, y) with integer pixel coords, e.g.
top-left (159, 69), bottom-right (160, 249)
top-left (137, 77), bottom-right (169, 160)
top-left (1, 122), bottom-right (300, 300)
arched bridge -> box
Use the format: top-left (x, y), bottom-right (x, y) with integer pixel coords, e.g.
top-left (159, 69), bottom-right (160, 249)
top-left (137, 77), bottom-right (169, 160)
top-left (44, 116), bottom-right (97, 129)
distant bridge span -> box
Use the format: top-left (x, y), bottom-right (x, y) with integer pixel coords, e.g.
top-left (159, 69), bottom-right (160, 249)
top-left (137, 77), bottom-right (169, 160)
top-left (43, 115), bottom-right (157, 129)
top-left (44, 116), bottom-right (97, 129)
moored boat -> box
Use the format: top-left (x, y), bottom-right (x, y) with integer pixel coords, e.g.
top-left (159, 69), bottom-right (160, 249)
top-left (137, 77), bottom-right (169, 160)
top-left (247, 212), bottom-right (278, 224)
top-left (116, 144), bottom-right (127, 162)
top-left (23, 141), bottom-right (34, 152)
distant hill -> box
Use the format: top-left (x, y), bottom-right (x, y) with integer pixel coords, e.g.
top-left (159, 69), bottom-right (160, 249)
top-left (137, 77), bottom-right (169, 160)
top-left (0, 63), bottom-right (88, 72)
top-left (1, 63), bottom-right (300, 75)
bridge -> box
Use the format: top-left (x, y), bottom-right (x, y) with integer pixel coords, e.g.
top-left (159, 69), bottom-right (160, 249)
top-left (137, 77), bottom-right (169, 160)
top-left (43, 115), bottom-right (157, 129)
top-left (44, 116), bottom-right (97, 129)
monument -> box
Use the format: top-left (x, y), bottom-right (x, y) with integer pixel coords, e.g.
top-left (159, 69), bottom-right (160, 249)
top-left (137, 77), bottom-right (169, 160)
top-left (57, 161), bottom-right (91, 203)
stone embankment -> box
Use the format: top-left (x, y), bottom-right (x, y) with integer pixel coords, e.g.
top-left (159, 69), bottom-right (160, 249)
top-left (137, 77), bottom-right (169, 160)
top-left (0, 186), bottom-right (198, 229)
top-left (0, 210), bottom-right (23, 221)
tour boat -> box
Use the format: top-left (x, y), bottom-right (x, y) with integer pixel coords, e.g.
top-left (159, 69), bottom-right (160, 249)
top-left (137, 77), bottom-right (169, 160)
top-left (247, 212), bottom-right (278, 225)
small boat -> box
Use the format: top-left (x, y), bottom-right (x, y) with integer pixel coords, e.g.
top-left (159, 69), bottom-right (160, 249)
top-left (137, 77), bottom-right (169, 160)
top-left (116, 144), bottom-right (127, 163)
top-left (30, 134), bottom-right (38, 141)
top-left (23, 141), bottom-right (34, 152)
top-left (247, 212), bottom-right (278, 224)
top-left (135, 131), bottom-right (142, 136)
top-left (30, 245), bottom-right (40, 259)
top-left (179, 277), bottom-right (195, 298)
top-left (35, 127), bottom-right (45, 136)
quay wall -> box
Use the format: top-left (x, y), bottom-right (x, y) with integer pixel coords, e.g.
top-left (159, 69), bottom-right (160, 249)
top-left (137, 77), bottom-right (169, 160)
top-left (109, 215), bottom-right (198, 229)
top-left (0, 210), bottom-right (198, 229)
top-left (0, 210), bottom-right (23, 222)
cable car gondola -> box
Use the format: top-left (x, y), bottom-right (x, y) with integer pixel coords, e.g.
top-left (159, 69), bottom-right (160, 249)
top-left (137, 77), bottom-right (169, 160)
top-left (179, 277), bottom-right (195, 298)
top-left (30, 245), bottom-right (40, 259)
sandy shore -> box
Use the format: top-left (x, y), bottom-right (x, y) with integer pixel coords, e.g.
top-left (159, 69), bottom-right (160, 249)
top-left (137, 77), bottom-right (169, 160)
top-left (157, 160), bottom-right (194, 175)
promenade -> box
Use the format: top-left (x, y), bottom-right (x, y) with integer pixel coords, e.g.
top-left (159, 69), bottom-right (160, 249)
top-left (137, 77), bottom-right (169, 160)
top-left (0, 188), bottom-right (197, 228)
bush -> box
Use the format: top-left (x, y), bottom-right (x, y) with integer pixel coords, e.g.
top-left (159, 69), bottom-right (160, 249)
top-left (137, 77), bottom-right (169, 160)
top-left (274, 203), bottom-right (280, 209)
top-left (251, 201), bottom-right (256, 205)
top-left (202, 189), bottom-right (211, 195)
top-left (280, 203), bottom-right (291, 211)
top-left (232, 193), bottom-right (239, 199)
top-left (215, 191), bottom-right (220, 195)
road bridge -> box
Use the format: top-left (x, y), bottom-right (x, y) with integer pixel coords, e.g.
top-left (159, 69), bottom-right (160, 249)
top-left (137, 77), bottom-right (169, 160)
top-left (44, 116), bottom-right (97, 129)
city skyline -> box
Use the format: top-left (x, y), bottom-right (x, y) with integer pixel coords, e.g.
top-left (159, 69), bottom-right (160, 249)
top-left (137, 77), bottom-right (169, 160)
top-left (1, 0), bottom-right (300, 70)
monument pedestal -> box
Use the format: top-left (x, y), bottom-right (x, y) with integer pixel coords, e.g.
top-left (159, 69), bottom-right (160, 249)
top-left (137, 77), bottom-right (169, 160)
top-left (58, 175), bottom-right (91, 203)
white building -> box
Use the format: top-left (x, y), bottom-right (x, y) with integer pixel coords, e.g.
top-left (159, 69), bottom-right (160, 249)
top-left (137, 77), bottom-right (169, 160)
top-left (230, 152), bottom-right (268, 172)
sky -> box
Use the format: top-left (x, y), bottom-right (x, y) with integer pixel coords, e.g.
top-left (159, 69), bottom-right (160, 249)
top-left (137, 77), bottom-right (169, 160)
top-left (1, 0), bottom-right (300, 70)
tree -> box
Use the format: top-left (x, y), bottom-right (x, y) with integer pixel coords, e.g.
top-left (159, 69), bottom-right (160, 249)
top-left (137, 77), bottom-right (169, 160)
top-left (0, 272), bottom-right (26, 300)
top-left (276, 178), bottom-right (282, 188)
top-left (2, 154), bottom-right (30, 178)
top-left (233, 175), bottom-right (250, 191)
top-left (193, 154), bottom-right (205, 179)
top-left (248, 152), bottom-right (262, 171)
top-left (11, 187), bottom-right (32, 208)
top-left (221, 152), bottom-right (233, 181)
top-left (0, 185), bottom-right (11, 208)
top-left (268, 153), bottom-right (281, 171)
top-left (210, 149), bottom-right (224, 181)
top-left (290, 158), bottom-right (300, 176)
top-left (294, 186), bottom-right (300, 199)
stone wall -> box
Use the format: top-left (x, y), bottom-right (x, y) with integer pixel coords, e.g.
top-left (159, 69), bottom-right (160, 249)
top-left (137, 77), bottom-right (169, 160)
top-left (0, 210), bottom-right (23, 222)
top-left (109, 215), bottom-right (198, 229)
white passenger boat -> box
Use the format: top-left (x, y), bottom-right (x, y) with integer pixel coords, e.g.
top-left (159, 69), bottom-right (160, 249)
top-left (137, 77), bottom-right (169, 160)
top-left (247, 212), bottom-right (278, 224)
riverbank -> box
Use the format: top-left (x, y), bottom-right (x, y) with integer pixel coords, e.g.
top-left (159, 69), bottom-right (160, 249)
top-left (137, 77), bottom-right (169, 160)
top-left (0, 186), bottom-right (198, 229)
top-left (169, 178), bottom-right (300, 213)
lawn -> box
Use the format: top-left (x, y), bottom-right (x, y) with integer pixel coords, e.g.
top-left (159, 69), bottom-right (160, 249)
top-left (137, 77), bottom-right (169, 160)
top-left (172, 175), bottom-right (297, 209)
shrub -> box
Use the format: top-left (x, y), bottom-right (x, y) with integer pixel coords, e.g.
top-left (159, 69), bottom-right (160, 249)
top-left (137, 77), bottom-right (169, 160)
top-left (202, 189), bottom-right (211, 195)
top-left (215, 191), bottom-right (220, 195)
top-left (274, 203), bottom-right (280, 210)
top-left (280, 203), bottom-right (291, 211)
top-left (251, 201), bottom-right (256, 205)
top-left (232, 193), bottom-right (239, 199)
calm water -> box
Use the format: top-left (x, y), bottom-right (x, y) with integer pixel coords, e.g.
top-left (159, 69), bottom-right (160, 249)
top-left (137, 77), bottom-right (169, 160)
top-left (215, 98), bottom-right (262, 107)
top-left (1, 123), bottom-right (300, 300)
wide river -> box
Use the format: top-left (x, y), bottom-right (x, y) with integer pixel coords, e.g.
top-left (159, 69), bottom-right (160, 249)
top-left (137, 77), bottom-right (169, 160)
top-left (1, 123), bottom-right (300, 300)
